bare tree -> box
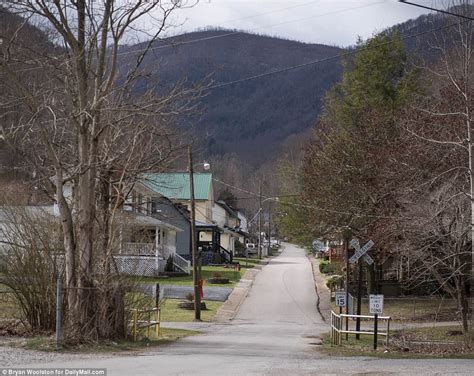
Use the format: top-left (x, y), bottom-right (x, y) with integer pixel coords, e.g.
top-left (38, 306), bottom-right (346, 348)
top-left (399, 0), bottom-right (473, 335)
top-left (0, 1), bottom-right (200, 341)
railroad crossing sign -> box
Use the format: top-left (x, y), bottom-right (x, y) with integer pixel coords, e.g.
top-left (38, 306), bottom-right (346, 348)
top-left (335, 291), bottom-right (346, 307)
top-left (349, 238), bottom-right (374, 265)
top-left (369, 294), bottom-right (384, 314)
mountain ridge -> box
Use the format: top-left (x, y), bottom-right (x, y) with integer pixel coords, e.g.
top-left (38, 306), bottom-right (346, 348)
top-left (118, 29), bottom-right (345, 165)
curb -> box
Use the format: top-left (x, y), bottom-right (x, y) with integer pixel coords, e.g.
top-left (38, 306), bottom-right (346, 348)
top-left (309, 256), bottom-right (332, 322)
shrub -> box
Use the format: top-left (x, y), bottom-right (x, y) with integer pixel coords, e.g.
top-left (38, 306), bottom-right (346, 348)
top-left (165, 255), bottom-right (174, 272)
top-left (0, 206), bottom-right (62, 332)
top-left (319, 261), bottom-right (342, 275)
top-left (185, 293), bottom-right (194, 302)
top-left (235, 240), bottom-right (245, 255)
top-left (319, 260), bottom-right (330, 274)
top-left (212, 252), bottom-right (222, 264)
top-left (326, 275), bottom-right (344, 290)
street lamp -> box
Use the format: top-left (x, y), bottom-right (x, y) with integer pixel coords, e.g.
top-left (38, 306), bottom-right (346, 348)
top-left (188, 145), bottom-right (210, 321)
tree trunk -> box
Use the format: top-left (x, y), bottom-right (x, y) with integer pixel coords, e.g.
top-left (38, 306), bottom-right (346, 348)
top-left (457, 276), bottom-right (469, 334)
top-left (366, 263), bottom-right (375, 295)
top-left (55, 172), bottom-right (77, 310)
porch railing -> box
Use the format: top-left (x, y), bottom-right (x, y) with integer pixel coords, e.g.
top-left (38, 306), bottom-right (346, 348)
top-left (122, 242), bottom-right (155, 256)
top-left (218, 244), bottom-right (233, 264)
top-left (173, 253), bottom-right (191, 274)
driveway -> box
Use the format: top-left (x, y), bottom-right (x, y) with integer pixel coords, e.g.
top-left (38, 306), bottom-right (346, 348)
top-left (18, 244), bottom-right (474, 374)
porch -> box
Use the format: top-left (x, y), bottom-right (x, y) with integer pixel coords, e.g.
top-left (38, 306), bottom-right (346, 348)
top-left (114, 212), bottom-right (189, 276)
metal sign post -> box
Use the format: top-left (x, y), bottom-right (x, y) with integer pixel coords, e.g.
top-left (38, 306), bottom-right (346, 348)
top-left (349, 238), bottom-right (375, 340)
top-left (369, 294), bottom-right (384, 350)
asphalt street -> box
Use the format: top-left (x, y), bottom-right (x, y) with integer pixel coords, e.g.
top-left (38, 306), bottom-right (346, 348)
top-left (21, 244), bottom-right (474, 375)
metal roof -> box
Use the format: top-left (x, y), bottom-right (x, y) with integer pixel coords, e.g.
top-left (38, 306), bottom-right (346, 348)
top-left (141, 173), bottom-right (212, 201)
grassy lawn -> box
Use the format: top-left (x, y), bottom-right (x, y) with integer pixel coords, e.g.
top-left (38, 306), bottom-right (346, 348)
top-left (233, 256), bottom-right (261, 268)
top-left (136, 261), bottom-right (259, 288)
top-left (331, 297), bottom-right (458, 322)
top-left (320, 325), bottom-right (474, 359)
top-left (159, 299), bottom-right (223, 322)
top-left (396, 325), bottom-right (468, 343)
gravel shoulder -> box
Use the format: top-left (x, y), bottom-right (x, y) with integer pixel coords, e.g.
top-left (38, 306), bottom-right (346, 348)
top-left (0, 337), bottom-right (117, 367)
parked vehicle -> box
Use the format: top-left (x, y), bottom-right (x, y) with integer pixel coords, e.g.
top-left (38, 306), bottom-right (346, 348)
top-left (270, 239), bottom-right (281, 248)
top-left (245, 243), bottom-right (257, 254)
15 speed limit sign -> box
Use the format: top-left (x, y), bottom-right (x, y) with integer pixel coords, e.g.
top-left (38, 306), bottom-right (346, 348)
top-left (369, 294), bottom-right (384, 314)
top-left (335, 291), bottom-right (346, 307)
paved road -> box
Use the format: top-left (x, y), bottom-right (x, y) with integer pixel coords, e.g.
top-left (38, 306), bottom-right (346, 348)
top-left (21, 244), bottom-right (474, 375)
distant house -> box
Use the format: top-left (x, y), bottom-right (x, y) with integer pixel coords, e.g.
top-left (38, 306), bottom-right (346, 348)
top-left (139, 173), bottom-right (245, 263)
top-left (214, 200), bottom-right (246, 256)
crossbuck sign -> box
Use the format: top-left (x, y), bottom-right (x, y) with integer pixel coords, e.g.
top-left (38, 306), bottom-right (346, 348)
top-left (349, 238), bottom-right (374, 265)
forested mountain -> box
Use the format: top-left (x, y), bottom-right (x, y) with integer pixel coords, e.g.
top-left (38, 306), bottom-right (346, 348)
top-left (1, 8), bottom-right (468, 171)
top-left (118, 7), bottom-right (466, 167)
top-left (118, 30), bottom-right (344, 165)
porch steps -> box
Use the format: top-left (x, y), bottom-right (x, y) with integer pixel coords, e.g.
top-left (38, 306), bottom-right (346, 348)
top-left (173, 253), bottom-right (191, 274)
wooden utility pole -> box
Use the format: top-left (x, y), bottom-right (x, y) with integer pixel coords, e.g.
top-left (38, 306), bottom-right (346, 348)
top-left (258, 183), bottom-right (262, 259)
top-left (267, 202), bottom-right (272, 255)
top-left (355, 260), bottom-right (363, 339)
top-left (344, 237), bottom-right (350, 340)
top-left (188, 145), bottom-right (201, 321)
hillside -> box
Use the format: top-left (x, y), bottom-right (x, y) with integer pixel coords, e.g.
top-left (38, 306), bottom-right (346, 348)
top-left (119, 8), bottom-right (468, 167)
top-left (1, 8), bottom-right (469, 171)
top-left (118, 30), bottom-right (344, 165)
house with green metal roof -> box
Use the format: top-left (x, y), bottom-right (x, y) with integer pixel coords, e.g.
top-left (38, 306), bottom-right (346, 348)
top-left (137, 172), bottom-right (235, 264)
top-left (141, 172), bottom-right (214, 225)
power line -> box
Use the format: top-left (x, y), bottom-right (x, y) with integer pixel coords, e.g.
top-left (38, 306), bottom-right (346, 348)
top-left (212, 177), bottom-right (262, 198)
top-left (232, 194), bottom-right (301, 201)
top-left (206, 18), bottom-right (471, 90)
top-left (211, 0), bottom-right (321, 25)
top-left (213, 176), bottom-right (419, 220)
top-left (399, 1), bottom-right (474, 21)
top-left (115, 1), bottom-right (385, 57)
top-left (3, 13), bottom-right (469, 146)
top-left (277, 199), bottom-right (420, 220)
top-left (2, 1), bottom-right (384, 75)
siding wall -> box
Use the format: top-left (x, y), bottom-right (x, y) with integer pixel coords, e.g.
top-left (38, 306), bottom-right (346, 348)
top-left (152, 200), bottom-right (190, 257)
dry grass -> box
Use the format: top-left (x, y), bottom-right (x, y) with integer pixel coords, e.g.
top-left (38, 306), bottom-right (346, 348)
top-left (331, 297), bottom-right (458, 322)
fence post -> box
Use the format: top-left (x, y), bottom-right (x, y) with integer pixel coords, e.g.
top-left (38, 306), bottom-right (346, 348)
top-left (331, 311), bottom-right (335, 344)
top-left (373, 313), bottom-right (378, 350)
top-left (337, 316), bottom-right (342, 346)
top-left (133, 309), bottom-right (138, 342)
top-left (330, 312), bottom-right (333, 344)
top-left (55, 275), bottom-right (62, 351)
top-left (386, 317), bottom-right (391, 347)
top-left (155, 283), bottom-right (160, 308)
top-left (156, 308), bottom-right (161, 337)
top-left (356, 261), bottom-right (363, 340)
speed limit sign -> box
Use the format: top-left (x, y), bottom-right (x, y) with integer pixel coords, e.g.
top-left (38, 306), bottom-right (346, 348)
top-left (335, 291), bottom-right (346, 307)
top-left (369, 294), bottom-right (384, 314)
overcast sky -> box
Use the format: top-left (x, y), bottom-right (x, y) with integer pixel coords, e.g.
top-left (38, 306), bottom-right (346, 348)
top-left (156, 0), bottom-right (440, 47)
